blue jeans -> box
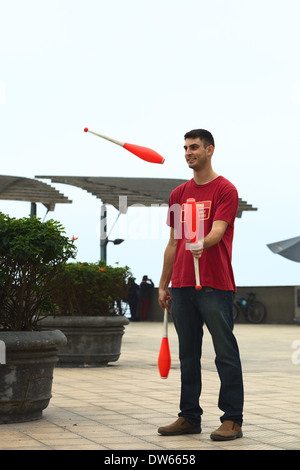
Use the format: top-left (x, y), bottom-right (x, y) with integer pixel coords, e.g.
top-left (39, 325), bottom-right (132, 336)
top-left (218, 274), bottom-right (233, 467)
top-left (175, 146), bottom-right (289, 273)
top-left (171, 287), bottom-right (244, 426)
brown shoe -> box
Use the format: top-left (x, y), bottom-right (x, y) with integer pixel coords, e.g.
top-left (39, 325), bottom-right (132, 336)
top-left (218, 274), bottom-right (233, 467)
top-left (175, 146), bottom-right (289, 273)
top-left (158, 417), bottom-right (201, 436)
top-left (210, 420), bottom-right (243, 441)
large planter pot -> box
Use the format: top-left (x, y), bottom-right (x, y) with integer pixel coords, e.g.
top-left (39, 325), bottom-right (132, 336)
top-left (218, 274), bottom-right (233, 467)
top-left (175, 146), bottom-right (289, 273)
top-left (0, 329), bottom-right (67, 424)
top-left (40, 316), bottom-right (129, 367)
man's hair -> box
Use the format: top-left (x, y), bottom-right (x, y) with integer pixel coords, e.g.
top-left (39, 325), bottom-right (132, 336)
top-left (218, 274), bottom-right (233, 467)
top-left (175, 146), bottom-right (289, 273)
top-left (184, 129), bottom-right (215, 148)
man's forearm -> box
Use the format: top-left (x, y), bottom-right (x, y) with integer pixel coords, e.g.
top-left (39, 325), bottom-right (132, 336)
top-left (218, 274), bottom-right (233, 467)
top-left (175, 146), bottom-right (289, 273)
top-left (159, 243), bottom-right (176, 290)
top-left (192, 220), bottom-right (228, 258)
top-left (203, 227), bottom-right (224, 249)
top-left (158, 241), bottom-right (176, 310)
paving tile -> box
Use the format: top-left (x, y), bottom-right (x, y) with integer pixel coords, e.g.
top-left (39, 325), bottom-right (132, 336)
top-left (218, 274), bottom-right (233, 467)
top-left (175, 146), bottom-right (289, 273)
top-left (1, 323), bottom-right (300, 450)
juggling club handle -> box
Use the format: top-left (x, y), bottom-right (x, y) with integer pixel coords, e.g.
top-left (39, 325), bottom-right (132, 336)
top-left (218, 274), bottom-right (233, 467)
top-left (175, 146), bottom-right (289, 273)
top-left (193, 256), bottom-right (202, 290)
top-left (163, 295), bottom-right (170, 337)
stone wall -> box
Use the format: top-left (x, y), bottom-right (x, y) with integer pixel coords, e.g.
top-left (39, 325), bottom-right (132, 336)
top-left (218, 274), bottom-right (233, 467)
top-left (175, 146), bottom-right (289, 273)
top-left (143, 286), bottom-right (299, 324)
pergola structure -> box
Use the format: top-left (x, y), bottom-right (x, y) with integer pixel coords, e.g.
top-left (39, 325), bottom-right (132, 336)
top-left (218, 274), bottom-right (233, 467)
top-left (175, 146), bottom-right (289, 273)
top-left (35, 176), bottom-right (257, 217)
top-left (0, 175), bottom-right (72, 216)
top-left (36, 176), bottom-right (257, 260)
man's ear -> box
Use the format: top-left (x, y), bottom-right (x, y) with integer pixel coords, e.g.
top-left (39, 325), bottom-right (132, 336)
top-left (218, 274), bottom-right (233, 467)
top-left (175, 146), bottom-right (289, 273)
top-left (206, 145), bottom-right (214, 157)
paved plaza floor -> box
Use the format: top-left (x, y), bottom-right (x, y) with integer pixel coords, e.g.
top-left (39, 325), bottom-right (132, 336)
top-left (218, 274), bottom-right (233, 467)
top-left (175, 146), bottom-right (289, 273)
top-left (1, 322), bottom-right (300, 451)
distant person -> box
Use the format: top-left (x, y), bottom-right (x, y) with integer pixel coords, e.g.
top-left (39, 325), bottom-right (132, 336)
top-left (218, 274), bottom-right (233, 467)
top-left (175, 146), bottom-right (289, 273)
top-left (139, 275), bottom-right (154, 321)
top-left (127, 277), bottom-right (140, 321)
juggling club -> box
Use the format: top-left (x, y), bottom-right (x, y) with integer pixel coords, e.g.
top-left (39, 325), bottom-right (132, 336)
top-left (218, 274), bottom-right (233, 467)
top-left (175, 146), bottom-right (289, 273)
top-left (185, 198), bottom-right (203, 290)
top-left (84, 128), bottom-right (165, 164)
top-left (158, 296), bottom-right (171, 379)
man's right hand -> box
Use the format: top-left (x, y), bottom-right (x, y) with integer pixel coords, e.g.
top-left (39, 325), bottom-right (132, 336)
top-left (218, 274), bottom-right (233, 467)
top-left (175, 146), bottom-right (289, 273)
top-left (158, 288), bottom-right (171, 311)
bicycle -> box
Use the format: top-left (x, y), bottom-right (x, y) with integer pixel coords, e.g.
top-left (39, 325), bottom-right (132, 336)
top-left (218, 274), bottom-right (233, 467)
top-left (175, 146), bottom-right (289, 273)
top-left (233, 292), bottom-right (267, 323)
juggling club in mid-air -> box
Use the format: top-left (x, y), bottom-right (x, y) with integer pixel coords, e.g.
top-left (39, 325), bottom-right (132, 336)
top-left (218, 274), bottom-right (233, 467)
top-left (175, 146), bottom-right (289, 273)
top-left (84, 128), bottom-right (165, 164)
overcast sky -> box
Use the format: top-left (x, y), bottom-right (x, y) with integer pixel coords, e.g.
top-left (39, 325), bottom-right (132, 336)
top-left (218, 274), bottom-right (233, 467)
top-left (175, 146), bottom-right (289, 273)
top-left (1, 0), bottom-right (300, 287)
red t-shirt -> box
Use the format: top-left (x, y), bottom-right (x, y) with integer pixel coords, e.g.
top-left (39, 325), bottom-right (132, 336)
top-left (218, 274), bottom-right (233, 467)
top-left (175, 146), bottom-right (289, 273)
top-left (167, 176), bottom-right (238, 291)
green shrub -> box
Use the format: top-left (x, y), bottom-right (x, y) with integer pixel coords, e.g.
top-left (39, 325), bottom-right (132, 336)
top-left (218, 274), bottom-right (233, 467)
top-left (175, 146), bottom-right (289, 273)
top-left (50, 261), bottom-right (131, 316)
top-left (0, 213), bottom-right (77, 331)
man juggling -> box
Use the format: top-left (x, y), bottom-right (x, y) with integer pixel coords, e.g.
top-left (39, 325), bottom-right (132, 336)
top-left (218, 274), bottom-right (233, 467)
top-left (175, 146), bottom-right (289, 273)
top-left (158, 129), bottom-right (244, 442)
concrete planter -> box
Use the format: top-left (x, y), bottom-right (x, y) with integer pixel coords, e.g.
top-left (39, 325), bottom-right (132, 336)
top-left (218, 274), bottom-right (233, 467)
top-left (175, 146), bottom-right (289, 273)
top-left (0, 330), bottom-right (67, 424)
top-left (40, 316), bottom-right (129, 367)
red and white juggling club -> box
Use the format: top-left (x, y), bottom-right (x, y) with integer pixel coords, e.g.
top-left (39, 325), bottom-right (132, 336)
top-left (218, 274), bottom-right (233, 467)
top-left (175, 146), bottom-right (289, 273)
top-left (158, 296), bottom-right (171, 379)
top-left (84, 128), bottom-right (165, 165)
top-left (184, 198), bottom-right (204, 290)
